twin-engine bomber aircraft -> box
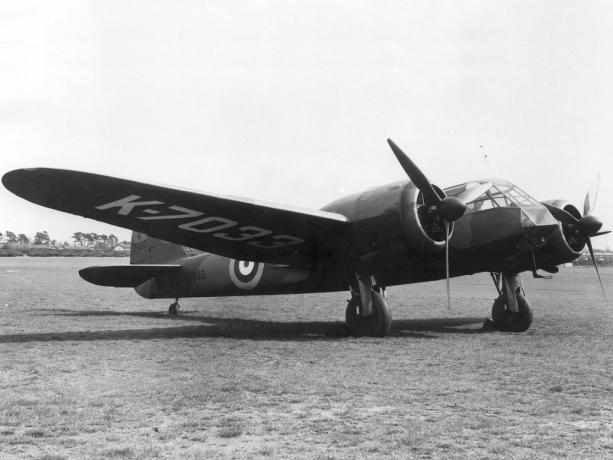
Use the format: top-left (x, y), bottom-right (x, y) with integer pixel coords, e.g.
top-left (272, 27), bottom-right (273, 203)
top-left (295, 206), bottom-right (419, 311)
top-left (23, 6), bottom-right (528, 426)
top-left (2, 140), bottom-right (609, 336)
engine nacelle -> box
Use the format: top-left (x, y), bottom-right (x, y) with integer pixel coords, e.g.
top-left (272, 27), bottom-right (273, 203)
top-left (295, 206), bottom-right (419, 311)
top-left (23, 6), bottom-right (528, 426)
top-left (322, 181), bottom-right (451, 271)
top-left (540, 199), bottom-right (585, 265)
top-left (399, 182), bottom-right (449, 251)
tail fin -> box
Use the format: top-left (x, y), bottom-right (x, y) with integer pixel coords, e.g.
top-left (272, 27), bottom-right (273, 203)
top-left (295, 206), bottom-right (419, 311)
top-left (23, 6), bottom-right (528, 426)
top-left (130, 231), bottom-right (187, 264)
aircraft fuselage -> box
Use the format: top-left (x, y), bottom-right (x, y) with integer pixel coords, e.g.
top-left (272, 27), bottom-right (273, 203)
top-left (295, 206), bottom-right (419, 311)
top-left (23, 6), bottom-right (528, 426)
top-left (135, 178), bottom-right (571, 300)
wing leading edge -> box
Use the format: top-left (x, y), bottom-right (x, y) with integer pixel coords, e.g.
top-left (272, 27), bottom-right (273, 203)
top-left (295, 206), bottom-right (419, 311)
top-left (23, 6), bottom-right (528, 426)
top-left (2, 168), bottom-right (351, 267)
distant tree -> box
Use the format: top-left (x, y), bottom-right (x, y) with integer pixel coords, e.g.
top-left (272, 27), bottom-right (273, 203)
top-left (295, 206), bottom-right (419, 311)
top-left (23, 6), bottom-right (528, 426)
top-left (98, 234), bottom-right (108, 248)
top-left (108, 234), bottom-right (118, 248)
top-left (33, 231), bottom-right (51, 245)
top-left (0, 232), bottom-right (3, 243)
top-left (72, 232), bottom-right (84, 246)
top-left (83, 233), bottom-right (95, 246)
top-left (17, 233), bottom-right (30, 244)
top-left (5, 231), bottom-right (17, 243)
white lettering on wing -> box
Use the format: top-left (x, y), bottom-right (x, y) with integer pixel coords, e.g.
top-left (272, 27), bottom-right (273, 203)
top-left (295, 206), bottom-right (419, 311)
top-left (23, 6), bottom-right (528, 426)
top-left (96, 195), bottom-right (305, 249)
top-left (96, 195), bottom-right (164, 215)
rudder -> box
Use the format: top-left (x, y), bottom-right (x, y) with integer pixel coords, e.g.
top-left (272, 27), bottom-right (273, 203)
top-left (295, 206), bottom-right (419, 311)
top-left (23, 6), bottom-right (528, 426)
top-left (130, 231), bottom-right (187, 264)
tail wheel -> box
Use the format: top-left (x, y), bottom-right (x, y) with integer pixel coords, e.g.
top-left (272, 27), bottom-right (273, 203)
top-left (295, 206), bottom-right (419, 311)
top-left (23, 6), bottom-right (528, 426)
top-left (169, 301), bottom-right (180, 315)
top-left (346, 290), bottom-right (392, 337)
top-left (492, 293), bottom-right (533, 332)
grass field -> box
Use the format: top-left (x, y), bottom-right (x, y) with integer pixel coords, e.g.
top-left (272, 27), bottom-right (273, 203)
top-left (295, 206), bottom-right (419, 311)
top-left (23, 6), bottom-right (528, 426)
top-left (0, 257), bottom-right (611, 459)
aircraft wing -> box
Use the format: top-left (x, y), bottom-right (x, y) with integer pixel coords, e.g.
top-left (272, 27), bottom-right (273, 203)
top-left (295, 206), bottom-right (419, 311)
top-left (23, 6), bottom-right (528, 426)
top-left (2, 168), bottom-right (351, 267)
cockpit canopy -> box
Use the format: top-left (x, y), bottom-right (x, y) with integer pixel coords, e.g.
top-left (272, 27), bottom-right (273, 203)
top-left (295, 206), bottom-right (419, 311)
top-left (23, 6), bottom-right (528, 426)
top-left (445, 179), bottom-right (540, 213)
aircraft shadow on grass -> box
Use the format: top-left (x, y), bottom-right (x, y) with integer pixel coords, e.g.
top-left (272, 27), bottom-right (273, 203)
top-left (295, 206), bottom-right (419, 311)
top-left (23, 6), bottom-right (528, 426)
top-left (0, 310), bottom-right (490, 343)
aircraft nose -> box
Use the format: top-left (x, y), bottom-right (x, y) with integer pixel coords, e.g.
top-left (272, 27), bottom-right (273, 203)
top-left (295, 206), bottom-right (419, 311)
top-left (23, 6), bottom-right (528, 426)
top-left (520, 207), bottom-right (559, 248)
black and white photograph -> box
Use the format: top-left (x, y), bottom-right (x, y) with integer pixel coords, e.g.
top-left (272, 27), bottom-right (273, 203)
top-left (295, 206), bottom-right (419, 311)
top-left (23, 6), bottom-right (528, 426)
top-left (1, 1), bottom-right (612, 458)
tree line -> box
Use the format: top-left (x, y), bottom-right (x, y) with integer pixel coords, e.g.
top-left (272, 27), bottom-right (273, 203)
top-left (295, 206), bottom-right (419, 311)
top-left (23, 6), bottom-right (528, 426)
top-left (0, 231), bottom-right (128, 248)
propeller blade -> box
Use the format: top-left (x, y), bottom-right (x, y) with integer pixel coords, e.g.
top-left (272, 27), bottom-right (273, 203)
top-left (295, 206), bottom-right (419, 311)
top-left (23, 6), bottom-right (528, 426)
top-left (583, 173), bottom-right (600, 216)
top-left (386, 139), bottom-right (467, 222)
top-left (445, 221), bottom-right (451, 310)
top-left (456, 182), bottom-right (492, 205)
top-left (595, 230), bottom-right (611, 237)
top-left (586, 237), bottom-right (607, 300)
top-left (387, 139), bottom-right (441, 206)
top-left (542, 203), bottom-right (580, 226)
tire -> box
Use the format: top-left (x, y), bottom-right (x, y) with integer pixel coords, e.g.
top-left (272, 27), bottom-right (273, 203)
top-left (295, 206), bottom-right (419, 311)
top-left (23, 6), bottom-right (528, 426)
top-left (491, 293), bottom-right (532, 332)
top-left (346, 290), bottom-right (392, 337)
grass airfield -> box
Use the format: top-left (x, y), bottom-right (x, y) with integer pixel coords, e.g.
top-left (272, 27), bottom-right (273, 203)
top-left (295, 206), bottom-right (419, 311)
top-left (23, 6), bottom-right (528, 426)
top-left (0, 257), bottom-right (612, 459)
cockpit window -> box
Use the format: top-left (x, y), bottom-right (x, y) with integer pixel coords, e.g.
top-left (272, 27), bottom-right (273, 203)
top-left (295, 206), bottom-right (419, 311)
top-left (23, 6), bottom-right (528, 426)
top-left (445, 180), bottom-right (540, 213)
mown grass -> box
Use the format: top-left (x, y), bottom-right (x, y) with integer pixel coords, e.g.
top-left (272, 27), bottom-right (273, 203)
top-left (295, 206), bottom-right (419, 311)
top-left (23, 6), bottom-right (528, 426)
top-left (0, 257), bottom-right (611, 458)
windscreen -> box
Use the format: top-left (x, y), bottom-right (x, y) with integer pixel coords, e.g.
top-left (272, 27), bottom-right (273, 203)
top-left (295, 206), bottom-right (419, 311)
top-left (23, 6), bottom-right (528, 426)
top-left (445, 180), bottom-right (540, 213)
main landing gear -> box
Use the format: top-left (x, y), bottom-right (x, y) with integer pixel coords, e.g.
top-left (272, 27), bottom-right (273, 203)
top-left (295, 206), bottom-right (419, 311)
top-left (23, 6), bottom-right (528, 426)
top-left (345, 275), bottom-right (392, 337)
top-left (169, 298), bottom-right (180, 315)
top-left (489, 272), bottom-right (533, 332)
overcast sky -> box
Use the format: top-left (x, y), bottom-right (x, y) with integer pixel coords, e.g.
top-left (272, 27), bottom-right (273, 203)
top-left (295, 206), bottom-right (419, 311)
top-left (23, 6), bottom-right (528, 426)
top-left (1, 0), bottom-right (612, 249)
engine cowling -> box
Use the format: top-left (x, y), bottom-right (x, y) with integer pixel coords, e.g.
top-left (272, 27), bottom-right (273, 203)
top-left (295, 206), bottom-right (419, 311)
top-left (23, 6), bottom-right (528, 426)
top-left (399, 182), bottom-right (450, 251)
top-left (322, 181), bottom-right (451, 271)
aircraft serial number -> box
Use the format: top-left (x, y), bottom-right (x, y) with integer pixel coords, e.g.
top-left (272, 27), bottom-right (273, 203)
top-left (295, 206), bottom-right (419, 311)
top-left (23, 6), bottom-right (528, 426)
top-left (96, 194), bottom-right (304, 249)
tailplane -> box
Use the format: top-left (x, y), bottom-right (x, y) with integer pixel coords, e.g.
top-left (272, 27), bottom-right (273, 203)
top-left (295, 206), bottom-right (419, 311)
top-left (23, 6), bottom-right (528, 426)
top-left (79, 264), bottom-right (181, 287)
top-left (130, 231), bottom-right (187, 264)
top-left (79, 232), bottom-right (185, 287)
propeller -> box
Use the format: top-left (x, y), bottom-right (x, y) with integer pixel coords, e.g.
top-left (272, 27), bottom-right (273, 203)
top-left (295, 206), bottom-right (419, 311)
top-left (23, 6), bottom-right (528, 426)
top-left (387, 139), bottom-right (469, 309)
top-left (445, 221), bottom-right (451, 310)
top-left (585, 237), bottom-right (606, 299)
top-left (543, 177), bottom-right (608, 299)
top-left (583, 173), bottom-right (600, 217)
top-left (582, 176), bottom-right (608, 299)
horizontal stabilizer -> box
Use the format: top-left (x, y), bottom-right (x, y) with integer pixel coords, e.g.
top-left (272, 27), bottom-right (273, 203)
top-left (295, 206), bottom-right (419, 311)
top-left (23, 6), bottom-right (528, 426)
top-left (79, 264), bottom-right (182, 287)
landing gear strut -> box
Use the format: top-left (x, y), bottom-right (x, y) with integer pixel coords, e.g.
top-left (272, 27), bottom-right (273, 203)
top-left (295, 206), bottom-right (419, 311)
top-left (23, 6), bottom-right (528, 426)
top-left (169, 298), bottom-right (180, 315)
top-left (346, 276), bottom-right (392, 337)
top-left (490, 272), bottom-right (533, 332)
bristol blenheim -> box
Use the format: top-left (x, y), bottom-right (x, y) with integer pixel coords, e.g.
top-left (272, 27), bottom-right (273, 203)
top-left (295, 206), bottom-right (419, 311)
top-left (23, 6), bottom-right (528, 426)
top-left (2, 140), bottom-right (608, 336)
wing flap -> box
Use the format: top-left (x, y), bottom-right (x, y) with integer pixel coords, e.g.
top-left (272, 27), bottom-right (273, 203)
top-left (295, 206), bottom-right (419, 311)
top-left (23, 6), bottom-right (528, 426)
top-left (3, 168), bottom-right (352, 267)
top-left (79, 264), bottom-right (182, 287)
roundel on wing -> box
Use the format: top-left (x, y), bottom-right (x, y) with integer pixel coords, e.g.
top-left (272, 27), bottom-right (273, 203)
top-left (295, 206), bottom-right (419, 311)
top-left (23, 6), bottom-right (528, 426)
top-left (228, 259), bottom-right (264, 290)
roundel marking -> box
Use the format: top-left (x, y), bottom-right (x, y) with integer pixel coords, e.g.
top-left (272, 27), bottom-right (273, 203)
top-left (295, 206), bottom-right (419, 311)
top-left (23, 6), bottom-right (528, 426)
top-left (229, 259), bottom-right (264, 290)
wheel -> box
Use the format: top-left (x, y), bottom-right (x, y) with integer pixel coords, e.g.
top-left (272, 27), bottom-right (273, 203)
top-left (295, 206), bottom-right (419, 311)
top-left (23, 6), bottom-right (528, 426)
top-left (169, 302), bottom-right (179, 315)
top-left (346, 290), bottom-right (392, 337)
top-left (491, 293), bottom-right (532, 332)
